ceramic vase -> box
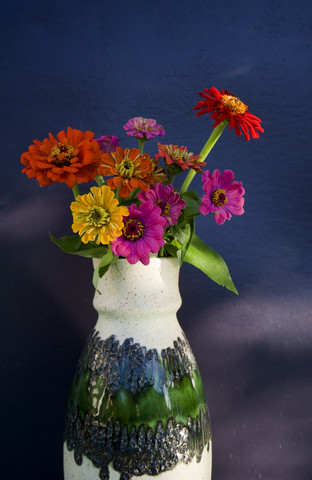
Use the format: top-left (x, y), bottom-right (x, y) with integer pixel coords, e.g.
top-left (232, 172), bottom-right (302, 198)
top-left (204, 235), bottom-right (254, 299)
top-left (64, 257), bottom-right (212, 480)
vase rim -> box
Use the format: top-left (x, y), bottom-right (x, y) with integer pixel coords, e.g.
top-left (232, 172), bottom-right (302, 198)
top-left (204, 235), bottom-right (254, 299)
top-left (114, 256), bottom-right (178, 263)
top-left (93, 256), bottom-right (180, 267)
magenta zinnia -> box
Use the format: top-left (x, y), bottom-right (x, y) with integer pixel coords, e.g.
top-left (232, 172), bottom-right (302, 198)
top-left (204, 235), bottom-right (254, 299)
top-left (96, 135), bottom-right (120, 153)
top-left (111, 201), bottom-right (165, 265)
top-left (138, 183), bottom-right (185, 228)
top-left (123, 117), bottom-right (165, 139)
top-left (194, 86), bottom-right (264, 141)
top-left (200, 169), bottom-right (245, 225)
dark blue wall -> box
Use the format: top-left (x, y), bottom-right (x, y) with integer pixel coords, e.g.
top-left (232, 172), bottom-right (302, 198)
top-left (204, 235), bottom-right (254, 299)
top-left (1, 0), bottom-right (312, 479)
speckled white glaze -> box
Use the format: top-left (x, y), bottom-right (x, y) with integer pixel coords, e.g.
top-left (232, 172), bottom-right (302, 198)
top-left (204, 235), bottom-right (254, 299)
top-left (92, 257), bottom-right (183, 351)
top-left (64, 257), bottom-right (212, 480)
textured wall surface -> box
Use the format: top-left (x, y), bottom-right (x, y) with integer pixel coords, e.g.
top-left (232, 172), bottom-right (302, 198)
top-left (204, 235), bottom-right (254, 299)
top-left (1, 0), bottom-right (311, 479)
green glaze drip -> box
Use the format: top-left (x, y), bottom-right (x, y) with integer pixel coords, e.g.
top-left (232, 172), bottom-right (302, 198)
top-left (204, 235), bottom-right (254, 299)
top-left (69, 368), bottom-right (206, 431)
top-left (67, 332), bottom-right (208, 431)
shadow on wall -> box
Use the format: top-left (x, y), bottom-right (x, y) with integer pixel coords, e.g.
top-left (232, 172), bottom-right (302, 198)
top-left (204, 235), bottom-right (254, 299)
top-left (210, 343), bottom-right (312, 480)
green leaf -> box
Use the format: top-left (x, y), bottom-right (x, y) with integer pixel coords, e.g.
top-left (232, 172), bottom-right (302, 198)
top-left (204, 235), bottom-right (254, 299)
top-left (180, 190), bottom-right (201, 218)
top-left (184, 234), bottom-right (238, 294)
top-left (164, 243), bottom-right (179, 257)
top-left (171, 218), bottom-right (195, 265)
top-left (49, 233), bottom-right (107, 259)
top-left (92, 247), bottom-right (114, 291)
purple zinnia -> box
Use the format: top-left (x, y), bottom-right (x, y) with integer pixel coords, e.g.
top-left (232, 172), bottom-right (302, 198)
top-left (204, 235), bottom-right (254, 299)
top-left (138, 183), bottom-right (185, 228)
top-left (96, 135), bottom-right (120, 153)
top-left (200, 169), bottom-right (245, 225)
top-left (123, 117), bottom-right (165, 139)
top-left (111, 201), bottom-right (165, 265)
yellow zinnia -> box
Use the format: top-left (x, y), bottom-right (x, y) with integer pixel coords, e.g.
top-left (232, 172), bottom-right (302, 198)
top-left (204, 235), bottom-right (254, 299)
top-left (71, 185), bottom-right (129, 245)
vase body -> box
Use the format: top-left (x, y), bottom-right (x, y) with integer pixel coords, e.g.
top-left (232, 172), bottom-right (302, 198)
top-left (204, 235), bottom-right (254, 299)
top-left (64, 257), bottom-right (212, 480)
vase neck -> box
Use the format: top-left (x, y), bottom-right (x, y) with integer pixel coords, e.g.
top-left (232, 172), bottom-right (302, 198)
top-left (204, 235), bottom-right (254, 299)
top-left (93, 257), bottom-right (182, 319)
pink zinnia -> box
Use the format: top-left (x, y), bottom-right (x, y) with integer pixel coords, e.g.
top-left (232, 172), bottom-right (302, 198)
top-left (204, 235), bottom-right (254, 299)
top-left (123, 117), bottom-right (165, 139)
top-left (138, 183), bottom-right (185, 228)
top-left (200, 169), bottom-right (245, 225)
top-left (95, 135), bottom-right (120, 153)
top-left (111, 201), bottom-right (165, 265)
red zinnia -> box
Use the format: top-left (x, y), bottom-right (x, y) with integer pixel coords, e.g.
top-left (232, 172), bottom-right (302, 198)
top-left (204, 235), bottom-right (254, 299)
top-left (21, 127), bottom-right (104, 188)
top-left (194, 86), bottom-right (264, 140)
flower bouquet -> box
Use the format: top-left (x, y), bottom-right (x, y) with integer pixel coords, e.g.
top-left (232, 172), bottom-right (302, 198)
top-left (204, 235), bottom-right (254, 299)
top-left (21, 86), bottom-right (263, 480)
top-left (21, 86), bottom-right (263, 293)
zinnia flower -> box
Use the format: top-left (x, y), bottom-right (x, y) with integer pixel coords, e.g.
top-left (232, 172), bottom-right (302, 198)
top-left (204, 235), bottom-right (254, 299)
top-left (149, 157), bottom-right (169, 184)
top-left (123, 117), bottom-right (165, 139)
top-left (98, 147), bottom-right (156, 197)
top-left (194, 87), bottom-right (264, 141)
top-left (111, 201), bottom-right (165, 265)
top-left (71, 185), bottom-right (129, 244)
top-left (156, 144), bottom-right (205, 173)
top-left (96, 135), bottom-right (120, 153)
top-left (200, 169), bottom-right (245, 225)
top-left (138, 183), bottom-right (185, 228)
top-left (21, 127), bottom-right (104, 188)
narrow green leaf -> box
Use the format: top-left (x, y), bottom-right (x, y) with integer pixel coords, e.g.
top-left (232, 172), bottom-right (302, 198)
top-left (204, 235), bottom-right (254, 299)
top-left (184, 234), bottom-right (238, 294)
top-left (92, 248), bottom-right (113, 291)
top-left (171, 218), bottom-right (195, 265)
top-left (180, 218), bottom-right (195, 265)
top-left (49, 233), bottom-right (107, 259)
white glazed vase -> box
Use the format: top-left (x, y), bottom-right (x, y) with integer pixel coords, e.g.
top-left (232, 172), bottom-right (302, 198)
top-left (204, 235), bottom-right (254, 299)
top-left (64, 257), bottom-right (212, 480)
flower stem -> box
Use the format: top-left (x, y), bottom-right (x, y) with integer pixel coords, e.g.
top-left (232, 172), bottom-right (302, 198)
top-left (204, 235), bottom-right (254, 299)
top-left (158, 247), bottom-right (165, 257)
top-left (180, 120), bottom-right (228, 194)
top-left (95, 175), bottom-right (105, 187)
top-left (115, 186), bottom-right (121, 203)
top-left (126, 187), bottom-right (139, 202)
top-left (138, 138), bottom-right (147, 154)
top-left (72, 183), bottom-right (80, 199)
top-left (168, 173), bottom-right (177, 185)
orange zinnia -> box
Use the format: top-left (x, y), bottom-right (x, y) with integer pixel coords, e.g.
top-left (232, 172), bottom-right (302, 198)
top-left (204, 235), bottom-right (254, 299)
top-left (98, 147), bottom-right (156, 197)
top-left (21, 127), bottom-right (104, 188)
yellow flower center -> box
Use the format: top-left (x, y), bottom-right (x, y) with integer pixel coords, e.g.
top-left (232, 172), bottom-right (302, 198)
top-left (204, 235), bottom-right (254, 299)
top-left (211, 189), bottom-right (228, 207)
top-left (118, 158), bottom-right (135, 178)
top-left (134, 118), bottom-right (154, 132)
top-left (169, 146), bottom-right (192, 162)
top-left (50, 143), bottom-right (75, 166)
top-left (156, 200), bottom-right (170, 216)
top-left (122, 219), bottom-right (145, 241)
top-left (88, 206), bottom-right (111, 227)
top-left (221, 94), bottom-right (248, 114)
